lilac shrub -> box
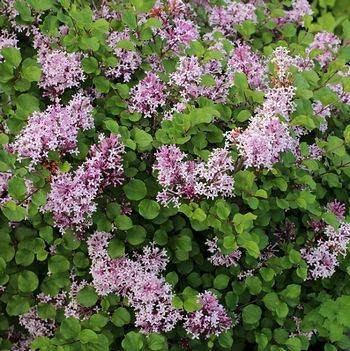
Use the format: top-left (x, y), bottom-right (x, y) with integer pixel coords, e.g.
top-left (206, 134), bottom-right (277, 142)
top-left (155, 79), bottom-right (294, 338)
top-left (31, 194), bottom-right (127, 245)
top-left (1, 1), bottom-right (350, 351)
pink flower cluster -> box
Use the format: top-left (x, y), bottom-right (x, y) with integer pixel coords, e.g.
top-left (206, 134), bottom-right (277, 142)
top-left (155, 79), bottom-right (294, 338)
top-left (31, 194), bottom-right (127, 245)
top-left (255, 86), bottom-right (296, 122)
top-left (209, 2), bottom-right (257, 36)
top-left (106, 29), bottom-right (142, 82)
top-left (160, 18), bottom-right (199, 53)
top-left (307, 31), bottom-right (341, 68)
top-left (44, 134), bottom-right (125, 232)
top-left (228, 43), bottom-right (267, 90)
top-left (153, 145), bottom-right (234, 207)
top-left (206, 237), bottom-right (242, 267)
top-left (148, 1), bottom-right (198, 55)
top-left (65, 276), bottom-right (98, 320)
top-left (38, 48), bottom-right (85, 98)
top-left (183, 291), bottom-right (232, 339)
top-left (235, 116), bottom-right (295, 169)
top-left (128, 72), bottom-right (168, 117)
top-left (278, 0), bottom-right (313, 26)
top-left (19, 307), bottom-right (55, 338)
top-left (87, 232), bottom-right (182, 333)
top-left (12, 93), bottom-right (93, 167)
top-left (301, 222), bottom-right (350, 279)
top-left (271, 46), bottom-right (313, 81)
top-left (0, 29), bottom-right (18, 60)
top-left (170, 56), bottom-right (232, 103)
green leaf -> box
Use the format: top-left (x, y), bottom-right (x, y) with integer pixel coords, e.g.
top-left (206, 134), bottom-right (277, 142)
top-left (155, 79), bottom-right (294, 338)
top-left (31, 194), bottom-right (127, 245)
top-left (111, 307), bottom-right (131, 327)
top-left (78, 329), bottom-right (98, 344)
top-left (138, 199), bottom-right (160, 219)
top-left (122, 331), bottom-right (144, 351)
top-left (127, 225), bottom-right (146, 245)
top-left (124, 179), bottom-right (147, 201)
top-left (60, 318), bottom-right (81, 339)
top-left (214, 274), bottom-right (230, 290)
top-left (1, 47), bottom-right (21, 67)
top-left (8, 177), bottom-right (26, 200)
top-left (77, 286), bottom-right (99, 307)
top-left (147, 334), bottom-right (168, 351)
top-left (107, 238), bottom-right (125, 258)
top-left (21, 58), bottom-right (41, 82)
top-left (93, 76), bottom-right (110, 93)
top-left (242, 304), bottom-right (262, 325)
top-left (134, 128), bottom-right (153, 149)
top-left (48, 255), bottom-right (70, 273)
top-left (18, 271), bottom-right (39, 292)
top-left (122, 11), bottom-right (137, 29)
top-left (115, 215), bottom-right (133, 231)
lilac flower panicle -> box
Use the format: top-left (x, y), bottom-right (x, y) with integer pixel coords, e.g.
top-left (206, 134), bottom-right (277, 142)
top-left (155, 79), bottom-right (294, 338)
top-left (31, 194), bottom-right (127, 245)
top-left (301, 222), bottom-right (350, 279)
top-left (106, 29), bottom-right (142, 82)
top-left (256, 86), bottom-right (296, 121)
top-left (206, 237), bottom-right (242, 267)
top-left (236, 116), bottom-right (296, 169)
top-left (327, 200), bottom-right (346, 220)
top-left (0, 29), bottom-right (18, 60)
top-left (19, 307), bottom-right (55, 338)
top-left (286, 0), bottom-right (313, 25)
top-left (209, 2), bottom-right (257, 35)
top-left (307, 31), bottom-right (341, 68)
top-left (38, 48), bottom-right (85, 98)
top-left (44, 134), bottom-right (125, 232)
top-left (194, 147), bottom-right (235, 199)
top-left (87, 232), bottom-right (182, 333)
top-left (183, 291), bottom-right (232, 339)
top-left (228, 43), bottom-right (267, 90)
top-left (128, 72), bottom-right (168, 117)
top-left (153, 145), bottom-right (235, 207)
top-left (12, 93), bottom-right (93, 167)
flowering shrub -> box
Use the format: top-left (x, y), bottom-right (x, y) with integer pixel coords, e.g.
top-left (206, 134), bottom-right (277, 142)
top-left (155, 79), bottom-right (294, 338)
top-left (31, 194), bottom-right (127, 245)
top-left (1, 0), bottom-right (350, 350)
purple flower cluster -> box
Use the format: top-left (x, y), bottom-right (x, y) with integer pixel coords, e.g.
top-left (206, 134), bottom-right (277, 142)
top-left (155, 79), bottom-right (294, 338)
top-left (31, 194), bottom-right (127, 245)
top-left (19, 307), bottom-right (55, 338)
top-left (301, 222), bottom-right (350, 279)
top-left (236, 116), bottom-right (295, 169)
top-left (0, 29), bottom-right (18, 60)
top-left (105, 29), bottom-right (142, 82)
top-left (228, 43), bottom-right (267, 90)
top-left (280, 0), bottom-right (313, 26)
top-left (183, 291), bottom-right (232, 339)
top-left (44, 134), bottom-right (125, 232)
top-left (209, 2), bottom-right (257, 36)
top-left (206, 237), bottom-right (242, 267)
top-left (153, 145), bottom-right (234, 207)
top-left (38, 48), bottom-right (85, 98)
top-left (307, 31), bottom-right (341, 68)
top-left (170, 56), bottom-right (232, 103)
top-left (256, 86), bottom-right (296, 121)
top-left (87, 232), bottom-right (182, 333)
top-left (327, 200), bottom-right (346, 220)
top-left (128, 72), bottom-right (168, 117)
top-left (12, 93), bottom-right (93, 167)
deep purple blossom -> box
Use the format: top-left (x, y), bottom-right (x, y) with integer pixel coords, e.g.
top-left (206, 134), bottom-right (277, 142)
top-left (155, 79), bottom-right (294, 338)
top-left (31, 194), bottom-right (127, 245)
top-left (228, 43), bottom-right (267, 90)
top-left (327, 200), bottom-right (346, 220)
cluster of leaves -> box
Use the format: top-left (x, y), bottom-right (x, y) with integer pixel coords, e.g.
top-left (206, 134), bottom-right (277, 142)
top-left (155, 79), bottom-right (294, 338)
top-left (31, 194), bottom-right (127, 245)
top-left (0, 0), bottom-right (350, 351)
